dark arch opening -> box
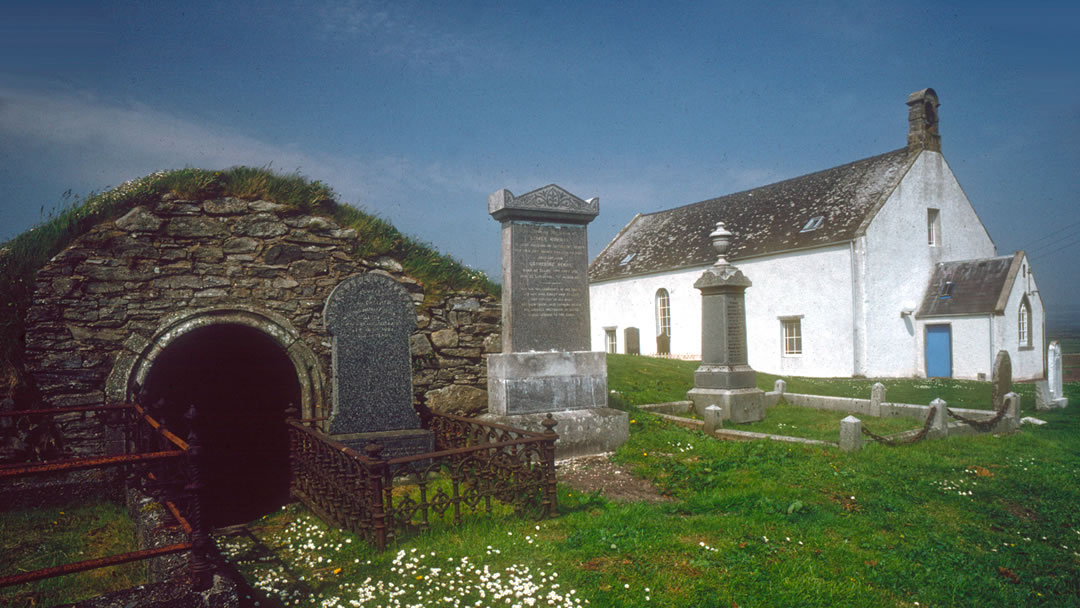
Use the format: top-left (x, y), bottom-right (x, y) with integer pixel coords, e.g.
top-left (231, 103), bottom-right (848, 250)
top-left (142, 324), bottom-right (300, 527)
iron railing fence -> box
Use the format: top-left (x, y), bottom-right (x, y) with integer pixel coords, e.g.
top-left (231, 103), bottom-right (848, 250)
top-left (287, 412), bottom-right (558, 550)
top-left (0, 402), bottom-right (212, 591)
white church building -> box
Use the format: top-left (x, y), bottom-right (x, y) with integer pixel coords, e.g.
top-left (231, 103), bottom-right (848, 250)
top-left (588, 89), bottom-right (1046, 381)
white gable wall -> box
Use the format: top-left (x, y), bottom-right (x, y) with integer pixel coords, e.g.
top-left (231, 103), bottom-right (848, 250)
top-left (997, 256), bottom-right (1045, 381)
top-left (860, 151), bottom-right (996, 377)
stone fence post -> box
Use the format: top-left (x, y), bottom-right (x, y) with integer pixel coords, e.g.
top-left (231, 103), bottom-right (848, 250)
top-left (929, 398), bottom-right (948, 438)
top-left (839, 415), bottom-right (862, 451)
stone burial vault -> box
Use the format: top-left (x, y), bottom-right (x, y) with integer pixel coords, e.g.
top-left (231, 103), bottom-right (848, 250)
top-left (20, 191), bottom-right (499, 523)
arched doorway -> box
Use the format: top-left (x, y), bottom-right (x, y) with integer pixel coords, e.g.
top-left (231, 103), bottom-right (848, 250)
top-left (141, 324), bottom-right (301, 527)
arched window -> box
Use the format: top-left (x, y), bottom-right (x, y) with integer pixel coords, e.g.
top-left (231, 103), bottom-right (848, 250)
top-left (655, 289), bottom-right (670, 337)
top-left (1018, 297), bottom-right (1032, 348)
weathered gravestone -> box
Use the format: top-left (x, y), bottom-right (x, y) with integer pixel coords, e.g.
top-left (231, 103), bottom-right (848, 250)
top-left (624, 327), bottom-right (640, 356)
top-left (1036, 341), bottom-right (1068, 410)
top-left (686, 222), bottom-right (765, 423)
top-left (485, 185), bottom-right (629, 458)
top-left (324, 273), bottom-right (433, 457)
top-left (1048, 341), bottom-right (1068, 408)
top-left (991, 350), bottom-right (1011, 412)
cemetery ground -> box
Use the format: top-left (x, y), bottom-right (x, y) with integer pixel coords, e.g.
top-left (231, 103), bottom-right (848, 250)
top-left (2, 361), bottom-right (1079, 607)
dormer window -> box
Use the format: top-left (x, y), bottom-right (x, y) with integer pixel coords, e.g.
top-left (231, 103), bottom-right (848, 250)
top-left (800, 215), bottom-right (824, 232)
top-left (619, 252), bottom-right (637, 266)
top-left (938, 281), bottom-right (954, 299)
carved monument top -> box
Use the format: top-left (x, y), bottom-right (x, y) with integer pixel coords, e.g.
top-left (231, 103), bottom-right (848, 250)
top-left (489, 185), bottom-right (599, 224)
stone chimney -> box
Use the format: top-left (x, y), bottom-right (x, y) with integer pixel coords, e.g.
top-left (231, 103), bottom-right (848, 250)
top-left (906, 88), bottom-right (941, 153)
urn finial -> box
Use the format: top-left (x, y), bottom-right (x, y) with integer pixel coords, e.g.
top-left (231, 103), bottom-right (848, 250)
top-left (710, 222), bottom-right (733, 265)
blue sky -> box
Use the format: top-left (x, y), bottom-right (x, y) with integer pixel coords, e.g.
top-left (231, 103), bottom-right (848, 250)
top-left (2, 1), bottom-right (1079, 323)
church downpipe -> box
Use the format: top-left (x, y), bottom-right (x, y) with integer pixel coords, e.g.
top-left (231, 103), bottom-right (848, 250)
top-left (139, 323), bottom-right (300, 527)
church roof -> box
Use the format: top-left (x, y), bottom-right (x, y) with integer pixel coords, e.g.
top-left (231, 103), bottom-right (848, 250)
top-left (917, 253), bottom-right (1024, 317)
top-left (589, 148), bottom-right (916, 282)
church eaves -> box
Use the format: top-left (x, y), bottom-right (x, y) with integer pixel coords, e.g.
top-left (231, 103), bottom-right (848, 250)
top-left (589, 147), bottom-right (916, 282)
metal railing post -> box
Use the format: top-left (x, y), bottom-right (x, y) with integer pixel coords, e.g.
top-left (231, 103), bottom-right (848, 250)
top-left (541, 414), bottom-right (559, 517)
top-left (184, 405), bottom-right (212, 591)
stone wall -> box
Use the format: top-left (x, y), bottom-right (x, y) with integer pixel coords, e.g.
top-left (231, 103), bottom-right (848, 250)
top-left (21, 193), bottom-right (499, 454)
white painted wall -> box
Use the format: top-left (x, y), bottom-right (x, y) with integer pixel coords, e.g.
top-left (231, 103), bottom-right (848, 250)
top-left (916, 316), bottom-right (992, 380)
top-left (590, 243), bottom-right (855, 377)
top-left (589, 267), bottom-right (703, 357)
top-left (861, 151), bottom-right (996, 377)
top-left (996, 256), bottom-right (1045, 381)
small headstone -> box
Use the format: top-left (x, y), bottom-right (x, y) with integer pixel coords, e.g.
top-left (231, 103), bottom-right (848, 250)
top-left (870, 382), bottom-right (886, 417)
top-left (324, 274), bottom-right (431, 457)
top-left (1002, 392), bottom-right (1020, 431)
top-left (1020, 416), bottom-right (1047, 426)
top-left (624, 327), bottom-right (640, 355)
top-left (773, 379), bottom-right (786, 394)
top-left (656, 332), bottom-right (670, 355)
top-left (991, 350), bottom-right (1012, 411)
top-left (929, 398), bottom-right (948, 437)
top-left (1035, 381), bottom-right (1055, 411)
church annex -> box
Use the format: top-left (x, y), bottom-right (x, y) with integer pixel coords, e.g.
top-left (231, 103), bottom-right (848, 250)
top-left (588, 89), bottom-right (1046, 381)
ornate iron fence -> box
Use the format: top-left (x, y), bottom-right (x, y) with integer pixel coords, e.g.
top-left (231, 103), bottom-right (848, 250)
top-left (287, 412), bottom-right (558, 550)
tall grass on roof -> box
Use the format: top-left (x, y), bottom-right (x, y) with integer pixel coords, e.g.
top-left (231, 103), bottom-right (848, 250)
top-left (0, 167), bottom-right (497, 393)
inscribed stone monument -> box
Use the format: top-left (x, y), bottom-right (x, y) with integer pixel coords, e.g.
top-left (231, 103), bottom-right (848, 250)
top-left (485, 185), bottom-right (629, 458)
top-left (686, 222), bottom-right (765, 423)
top-left (1037, 341), bottom-right (1068, 410)
top-left (991, 350), bottom-right (1011, 412)
top-left (324, 273), bottom-right (432, 457)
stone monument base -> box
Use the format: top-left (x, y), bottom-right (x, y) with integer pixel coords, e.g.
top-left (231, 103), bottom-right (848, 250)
top-left (487, 351), bottom-right (607, 416)
top-left (335, 428), bottom-right (434, 460)
top-left (687, 387), bottom-right (765, 424)
top-left (480, 407), bottom-right (629, 459)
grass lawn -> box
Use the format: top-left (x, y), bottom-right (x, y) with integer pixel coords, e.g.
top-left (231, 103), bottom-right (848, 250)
top-left (735, 402), bottom-right (924, 443)
top-left (215, 369), bottom-right (1080, 607)
top-left (606, 354), bottom-right (1040, 413)
top-left (0, 497), bottom-right (146, 607)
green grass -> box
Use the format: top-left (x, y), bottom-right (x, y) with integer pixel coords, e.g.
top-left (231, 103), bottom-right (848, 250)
top-left (607, 354), bottom-right (1040, 413)
top-left (0, 498), bottom-right (146, 606)
top-left (735, 402), bottom-right (923, 442)
top-left (217, 379), bottom-right (1080, 607)
top-left (0, 167), bottom-right (497, 391)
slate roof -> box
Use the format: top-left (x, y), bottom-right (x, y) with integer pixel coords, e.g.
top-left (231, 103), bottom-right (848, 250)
top-left (916, 253), bottom-right (1023, 317)
top-left (589, 148), bottom-right (916, 282)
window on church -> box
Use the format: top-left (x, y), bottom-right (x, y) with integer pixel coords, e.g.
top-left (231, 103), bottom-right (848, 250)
top-left (1019, 297), bottom-right (1032, 349)
top-left (928, 208), bottom-right (941, 246)
top-left (605, 328), bottom-right (617, 354)
top-left (781, 318), bottom-right (802, 356)
top-left (619, 252), bottom-right (637, 266)
top-left (939, 281), bottom-right (953, 299)
top-left (655, 289), bottom-right (671, 338)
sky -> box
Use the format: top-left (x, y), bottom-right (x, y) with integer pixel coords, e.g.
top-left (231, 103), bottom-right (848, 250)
top-left (2, 1), bottom-right (1079, 324)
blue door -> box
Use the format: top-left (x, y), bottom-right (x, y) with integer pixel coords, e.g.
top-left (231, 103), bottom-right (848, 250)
top-left (925, 324), bottom-right (952, 378)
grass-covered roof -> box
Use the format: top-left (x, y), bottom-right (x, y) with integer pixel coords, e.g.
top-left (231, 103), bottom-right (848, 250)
top-left (0, 167), bottom-right (497, 391)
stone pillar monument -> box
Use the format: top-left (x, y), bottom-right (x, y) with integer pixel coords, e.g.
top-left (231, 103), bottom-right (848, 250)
top-left (686, 222), bottom-right (765, 423)
top-left (484, 184), bottom-right (629, 458)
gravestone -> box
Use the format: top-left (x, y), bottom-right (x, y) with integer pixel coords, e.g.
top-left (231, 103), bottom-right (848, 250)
top-left (485, 185), bottom-right (629, 458)
top-left (870, 382), bottom-right (886, 417)
top-left (656, 332), bottom-right (670, 355)
top-left (324, 273), bottom-right (433, 457)
top-left (1048, 341), bottom-right (1067, 408)
top-left (991, 350), bottom-right (1011, 412)
top-left (686, 222), bottom-right (765, 423)
top-left (624, 327), bottom-right (640, 356)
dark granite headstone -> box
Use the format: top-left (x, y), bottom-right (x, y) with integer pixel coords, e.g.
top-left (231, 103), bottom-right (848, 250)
top-left (324, 273), bottom-right (419, 435)
top-left (656, 332), bottom-right (670, 355)
top-left (625, 327), bottom-right (640, 355)
top-left (991, 350), bottom-right (1011, 411)
top-left (489, 185), bottom-right (597, 353)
